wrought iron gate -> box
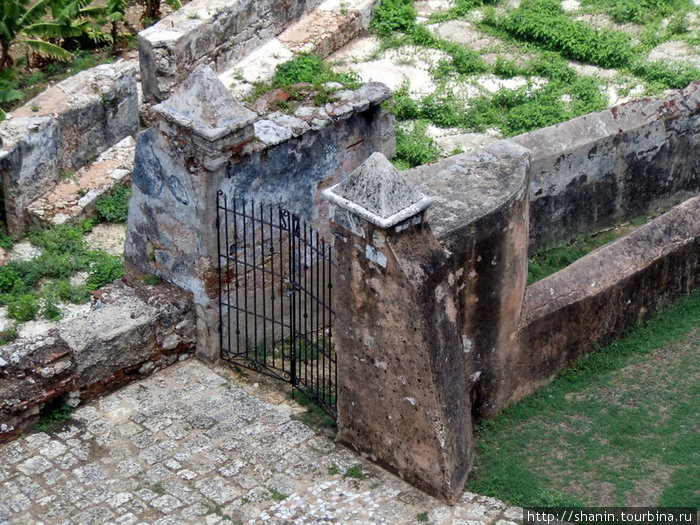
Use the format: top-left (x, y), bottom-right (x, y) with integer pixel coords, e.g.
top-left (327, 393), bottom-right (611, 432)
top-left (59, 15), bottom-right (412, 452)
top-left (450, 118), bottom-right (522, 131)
top-left (217, 192), bottom-right (336, 418)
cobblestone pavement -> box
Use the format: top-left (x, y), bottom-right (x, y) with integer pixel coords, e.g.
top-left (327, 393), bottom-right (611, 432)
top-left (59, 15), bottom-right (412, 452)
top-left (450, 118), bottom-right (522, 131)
top-left (0, 358), bottom-right (522, 525)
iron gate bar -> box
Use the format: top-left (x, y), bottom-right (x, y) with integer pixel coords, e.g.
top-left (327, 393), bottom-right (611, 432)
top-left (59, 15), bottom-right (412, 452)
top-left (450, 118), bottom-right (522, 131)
top-left (217, 191), bottom-right (336, 417)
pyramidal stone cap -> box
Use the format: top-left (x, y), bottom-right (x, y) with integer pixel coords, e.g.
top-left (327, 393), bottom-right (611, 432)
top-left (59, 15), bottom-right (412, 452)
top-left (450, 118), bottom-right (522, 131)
top-left (153, 64), bottom-right (257, 142)
top-left (323, 152), bottom-right (433, 229)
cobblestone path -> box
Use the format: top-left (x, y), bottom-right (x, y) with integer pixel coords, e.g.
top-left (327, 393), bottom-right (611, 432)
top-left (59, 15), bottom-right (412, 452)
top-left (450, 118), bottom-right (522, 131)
top-left (0, 358), bottom-right (521, 524)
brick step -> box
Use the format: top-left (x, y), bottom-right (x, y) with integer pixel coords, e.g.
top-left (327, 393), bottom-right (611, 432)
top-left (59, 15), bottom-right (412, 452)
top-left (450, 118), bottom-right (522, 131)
top-left (26, 136), bottom-right (135, 229)
top-left (219, 0), bottom-right (381, 99)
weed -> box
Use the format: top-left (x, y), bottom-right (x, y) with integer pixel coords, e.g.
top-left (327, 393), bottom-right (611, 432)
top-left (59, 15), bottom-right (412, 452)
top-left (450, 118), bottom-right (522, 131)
top-left (0, 324), bottom-right (18, 346)
top-left (151, 482), bottom-right (165, 495)
top-left (206, 504), bottom-right (232, 520)
top-left (393, 121), bottom-right (441, 169)
top-left (269, 488), bottom-right (288, 501)
top-left (371, 0), bottom-right (417, 37)
top-left (491, 0), bottom-right (634, 68)
top-left (60, 171), bottom-right (75, 180)
top-left (41, 295), bottom-right (63, 321)
top-left (141, 274), bottom-right (160, 286)
top-left (288, 389), bottom-right (337, 434)
top-left (0, 225), bottom-right (14, 251)
top-left (95, 186), bottom-right (131, 223)
top-left (343, 464), bottom-right (366, 480)
top-left (85, 252), bottom-right (124, 291)
top-left (34, 402), bottom-right (74, 433)
top-left (31, 104), bottom-right (39, 112)
top-left (417, 512), bottom-right (430, 523)
top-left (7, 293), bottom-right (39, 322)
top-left (328, 463), bottom-right (340, 475)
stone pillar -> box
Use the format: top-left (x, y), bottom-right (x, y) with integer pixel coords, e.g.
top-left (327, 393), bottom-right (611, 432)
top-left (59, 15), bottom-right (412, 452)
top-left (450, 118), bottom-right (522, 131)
top-left (124, 65), bottom-right (257, 363)
top-left (324, 153), bottom-right (474, 503)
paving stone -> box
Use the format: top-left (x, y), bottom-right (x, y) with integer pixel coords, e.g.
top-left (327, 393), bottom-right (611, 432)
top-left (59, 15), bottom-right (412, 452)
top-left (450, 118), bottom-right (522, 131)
top-left (16, 456), bottom-right (53, 476)
top-left (73, 463), bottom-right (106, 484)
top-left (0, 359), bottom-right (517, 524)
top-left (150, 494), bottom-right (183, 513)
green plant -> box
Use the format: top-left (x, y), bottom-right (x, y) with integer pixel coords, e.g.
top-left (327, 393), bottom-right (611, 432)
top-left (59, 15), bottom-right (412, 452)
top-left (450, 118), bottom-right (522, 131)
top-left (343, 464), bottom-right (366, 480)
top-left (94, 186), bottom-right (130, 223)
top-left (7, 293), bottom-right (39, 321)
top-left (417, 512), bottom-right (430, 523)
top-left (492, 0), bottom-right (635, 68)
top-left (371, 0), bottom-right (417, 37)
top-left (41, 294), bottom-right (62, 321)
top-left (0, 324), bottom-right (18, 345)
top-left (150, 482), bottom-right (165, 495)
top-left (85, 252), bottom-right (124, 290)
top-left (33, 401), bottom-right (74, 432)
top-left (393, 121), bottom-right (441, 169)
top-left (141, 274), bottom-right (160, 286)
top-left (328, 463), bottom-right (340, 475)
top-left (269, 488), bottom-right (288, 501)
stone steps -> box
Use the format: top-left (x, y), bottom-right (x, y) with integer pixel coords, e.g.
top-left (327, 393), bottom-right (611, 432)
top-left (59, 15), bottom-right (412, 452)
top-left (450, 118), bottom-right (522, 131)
top-left (219, 0), bottom-right (381, 99)
top-left (26, 136), bottom-right (135, 229)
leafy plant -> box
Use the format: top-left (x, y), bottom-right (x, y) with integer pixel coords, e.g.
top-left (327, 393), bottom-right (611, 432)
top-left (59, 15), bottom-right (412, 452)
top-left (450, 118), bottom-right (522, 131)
top-left (269, 488), bottom-right (288, 501)
top-left (7, 293), bottom-right (39, 321)
top-left (95, 186), bottom-right (130, 223)
top-left (0, 324), bottom-right (18, 345)
top-left (33, 401), bottom-right (74, 432)
top-left (343, 464), bottom-right (366, 479)
top-left (393, 120), bottom-right (441, 169)
top-left (371, 0), bottom-right (417, 37)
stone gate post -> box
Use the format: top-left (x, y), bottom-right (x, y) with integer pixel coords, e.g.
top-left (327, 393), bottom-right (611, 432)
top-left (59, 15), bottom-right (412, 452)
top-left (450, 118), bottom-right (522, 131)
top-left (323, 153), bottom-right (474, 503)
top-left (124, 65), bottom-right (258, 363)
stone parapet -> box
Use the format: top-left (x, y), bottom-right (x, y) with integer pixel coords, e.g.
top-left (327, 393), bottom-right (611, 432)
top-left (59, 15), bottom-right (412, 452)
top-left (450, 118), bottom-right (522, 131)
top-left (0, 280), bottom-right (195, 443)
top-left (515, 80), bottom-right (700, 250)
top-left (0, 60), bottom-right (139, 235)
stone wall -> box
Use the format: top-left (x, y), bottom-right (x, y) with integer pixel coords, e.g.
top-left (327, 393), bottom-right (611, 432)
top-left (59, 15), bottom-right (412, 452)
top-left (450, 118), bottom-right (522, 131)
top-left (0, 280), bottom-right (195, 443)
top-left (510, 196), bottom-right (700, 410)
top-left (515, 80), bottom-right (700, 250)
top-left (0, 60), bottom-right (139, 235)
top-left (138, 0), bottom-right (324, 103)
top-left (124, 66), bottom-right (395, 362)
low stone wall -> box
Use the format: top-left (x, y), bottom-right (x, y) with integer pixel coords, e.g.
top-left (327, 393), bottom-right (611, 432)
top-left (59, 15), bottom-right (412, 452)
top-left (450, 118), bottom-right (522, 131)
top-left (508, 196), bottom-right (700, 409)
top-left (0, 60), bottom-right (139, 235)
top-left (514, 81), bottom-right (700, 250)
top-left (0, 280), bottom-right (195, 443)
top-left (139, 0), bottom-right (324, 103)
top-left (124, 66), bottom-right (395, 362)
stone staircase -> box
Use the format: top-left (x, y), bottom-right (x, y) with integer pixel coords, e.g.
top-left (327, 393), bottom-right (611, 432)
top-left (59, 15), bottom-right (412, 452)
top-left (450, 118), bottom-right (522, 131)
top-left (25, 136), bottom-right (135, 229)
top-left (219, 0), bottom-right (381, 99)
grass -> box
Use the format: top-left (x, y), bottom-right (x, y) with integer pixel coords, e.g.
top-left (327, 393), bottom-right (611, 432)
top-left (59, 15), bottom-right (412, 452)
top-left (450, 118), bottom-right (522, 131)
top-left (467, 290), bottom-right (700, 507)
top-left (343, 464), bottom-right (366, 480)
top-left (527, 220), bottom-right (644, 284)
top-left (33, 401), bottom-right (74, 433)
top-left (0, 220), bottom-right (124, 325)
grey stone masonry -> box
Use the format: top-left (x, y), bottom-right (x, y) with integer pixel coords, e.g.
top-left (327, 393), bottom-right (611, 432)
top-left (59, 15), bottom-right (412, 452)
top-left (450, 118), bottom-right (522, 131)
top-left (326, 153), bottom-right (473, 503)
top-left (0, 358), bottom-right (521, 524)
top-left (0, 60), bottom-right (138, 236)
top-left (324, 152), bottom-right (433, 229)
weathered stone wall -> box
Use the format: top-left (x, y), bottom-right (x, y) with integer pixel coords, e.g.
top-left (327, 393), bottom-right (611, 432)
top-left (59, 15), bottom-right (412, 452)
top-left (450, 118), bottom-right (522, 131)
top-left (0, 60), bottom-right (139, 235)
top-left (138, 0), bottom-right (324, 103)
top-left (515, 80), bottom-right (700, 250)
top-left (509, 196), bottom-right (700, 410)
top-left (403, 141), bottom-right (531, 419)
top-left (124, 66), bottom-right (395, 362)
top-left (0, 280), bottom-right (195, 443)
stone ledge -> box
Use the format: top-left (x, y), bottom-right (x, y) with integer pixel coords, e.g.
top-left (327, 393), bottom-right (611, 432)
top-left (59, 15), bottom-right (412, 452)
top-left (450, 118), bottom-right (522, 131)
top-left (0, 280), bottom-right (195, 443)
top-left (507, 196), bottom-right (700, 412)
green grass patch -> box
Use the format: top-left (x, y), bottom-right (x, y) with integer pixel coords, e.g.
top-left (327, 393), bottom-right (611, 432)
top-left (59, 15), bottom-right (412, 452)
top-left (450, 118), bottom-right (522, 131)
top-left (393, 119), bottom-right (441, 169)
top-left (527, 222), bottom-right (641, 284)
top-left (580, 0), bottom-right (693, 25)
top-left (288, 389), bottom-right (337, 435)
top-left (468, 291), bottom-right (700, 506)
top-left (0, 220), bottom-right (124, 329)
top-left (343, 464), bottom-right (366, 479)
top-left (95, 186), bottom-right (131, 223)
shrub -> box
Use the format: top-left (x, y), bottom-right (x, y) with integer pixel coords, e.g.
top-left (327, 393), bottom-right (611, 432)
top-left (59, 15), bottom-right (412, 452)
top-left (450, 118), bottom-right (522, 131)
top-left (7, 293), bottom-right (39, 322)
top-left (371, 0), bottom-right (417, 37)
top-left (393, 121), bottom-right (441, 169)
top-left (95, 186), bottom-right (130, 223)
top-left (86, 252), bottom-right (124, 290)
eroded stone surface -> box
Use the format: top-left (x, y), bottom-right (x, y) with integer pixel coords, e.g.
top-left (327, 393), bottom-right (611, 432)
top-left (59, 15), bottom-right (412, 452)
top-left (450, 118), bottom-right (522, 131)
top-left (0, 358), bottom-right (520, 523)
